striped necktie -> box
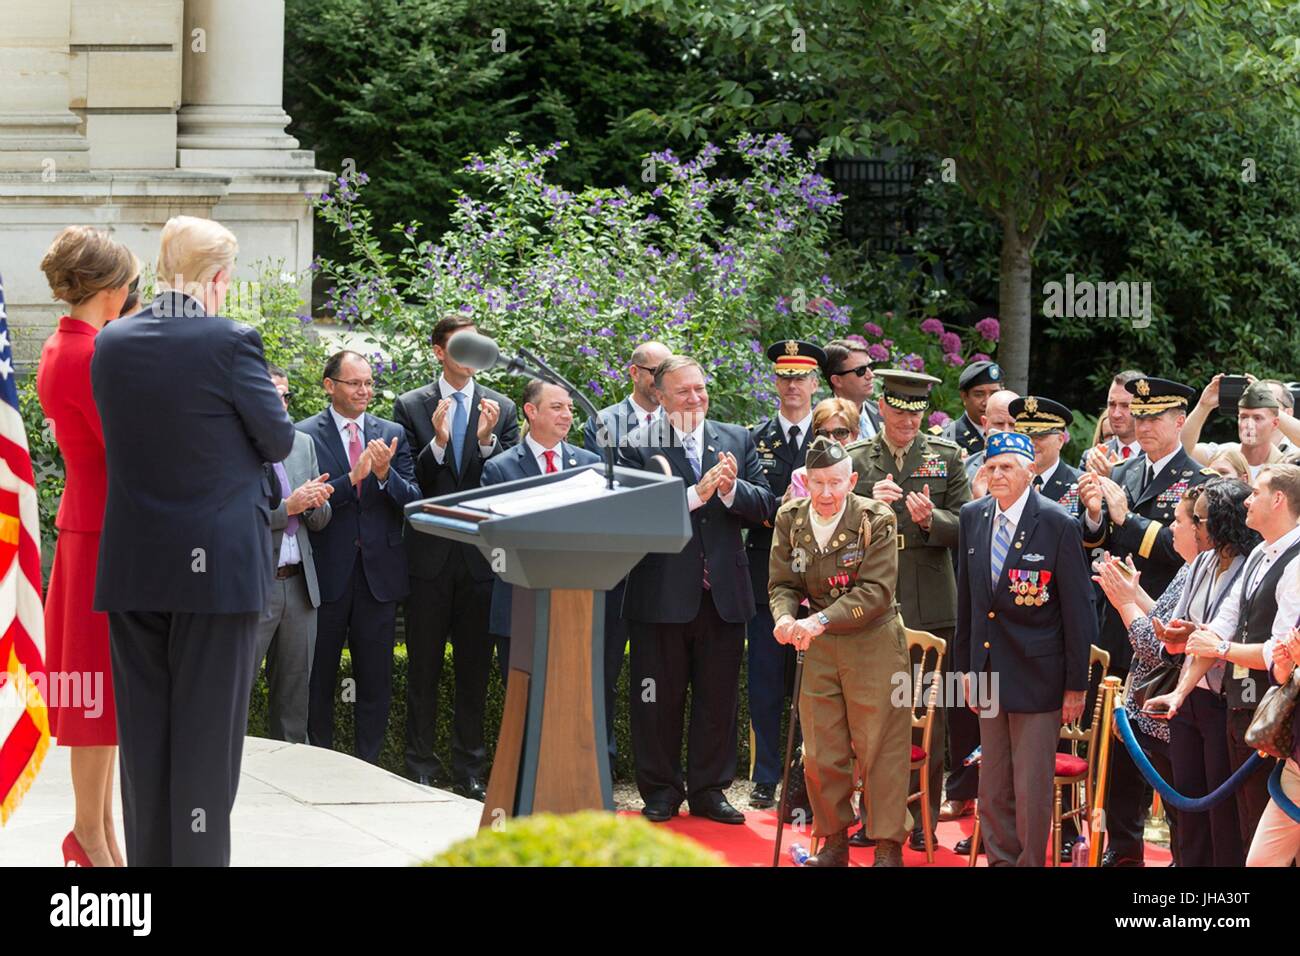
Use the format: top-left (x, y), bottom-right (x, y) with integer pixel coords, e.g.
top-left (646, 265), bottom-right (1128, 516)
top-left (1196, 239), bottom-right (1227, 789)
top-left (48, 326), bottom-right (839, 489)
top-left (990, 514), bottom-right (1011, 586)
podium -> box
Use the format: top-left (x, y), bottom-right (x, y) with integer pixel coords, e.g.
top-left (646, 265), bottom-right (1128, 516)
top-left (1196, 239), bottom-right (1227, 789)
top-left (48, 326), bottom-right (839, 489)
top-left (405, 464), bottom-right (690, 827)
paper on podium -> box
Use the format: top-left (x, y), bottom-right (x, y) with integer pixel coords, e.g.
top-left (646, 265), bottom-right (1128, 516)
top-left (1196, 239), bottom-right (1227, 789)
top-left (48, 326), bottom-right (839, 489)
top-left (462, 467), bottom-right (614, 516)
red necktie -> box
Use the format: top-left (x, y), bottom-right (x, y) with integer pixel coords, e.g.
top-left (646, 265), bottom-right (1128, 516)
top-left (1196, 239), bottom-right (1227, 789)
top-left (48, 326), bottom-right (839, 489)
top-left (346, 422), bottom-right (363, 497)
top-left (1121, 445), bottom-right (1132, 459)
top-left (543, 450), bottom-right (558, 473)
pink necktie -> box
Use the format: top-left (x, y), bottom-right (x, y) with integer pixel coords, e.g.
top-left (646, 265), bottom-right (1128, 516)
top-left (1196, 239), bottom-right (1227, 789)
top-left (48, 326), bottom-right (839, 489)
top-left (543, 450), bottom-right (558, 474)
top-left (346, 422), bottom-right (362, 496)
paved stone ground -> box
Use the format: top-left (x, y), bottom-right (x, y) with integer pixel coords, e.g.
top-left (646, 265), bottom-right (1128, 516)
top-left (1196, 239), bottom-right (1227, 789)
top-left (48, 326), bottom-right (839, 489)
top-left (3, 738), bottom-right (482, 866)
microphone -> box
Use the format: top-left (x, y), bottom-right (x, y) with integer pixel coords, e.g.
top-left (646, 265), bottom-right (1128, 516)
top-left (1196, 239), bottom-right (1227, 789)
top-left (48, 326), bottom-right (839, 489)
top-left (446, 330), bottom-right (502, 371)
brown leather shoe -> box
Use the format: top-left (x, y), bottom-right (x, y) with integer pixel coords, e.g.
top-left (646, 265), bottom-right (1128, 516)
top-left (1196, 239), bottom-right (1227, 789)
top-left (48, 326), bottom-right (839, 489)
top-left (804, 829), bottom-right (850, 867)
top-left (939, 798), bottom-right (974, 821)
top-left (872, 839), bottom-right (904, 867)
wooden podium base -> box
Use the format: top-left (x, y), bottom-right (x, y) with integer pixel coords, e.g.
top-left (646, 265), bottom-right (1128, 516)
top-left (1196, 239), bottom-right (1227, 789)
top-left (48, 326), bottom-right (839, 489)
top-left (479, 587), bottom-right (612, 828)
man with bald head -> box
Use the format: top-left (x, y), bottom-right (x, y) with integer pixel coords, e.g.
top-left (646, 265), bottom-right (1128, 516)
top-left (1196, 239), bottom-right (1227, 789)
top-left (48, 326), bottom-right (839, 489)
top-left (583, 340), bottom-right (673, 775)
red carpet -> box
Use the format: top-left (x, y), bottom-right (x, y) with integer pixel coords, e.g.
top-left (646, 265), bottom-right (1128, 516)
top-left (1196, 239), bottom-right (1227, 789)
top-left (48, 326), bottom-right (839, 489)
top-left (622, 810), bottom-right (1173, 867)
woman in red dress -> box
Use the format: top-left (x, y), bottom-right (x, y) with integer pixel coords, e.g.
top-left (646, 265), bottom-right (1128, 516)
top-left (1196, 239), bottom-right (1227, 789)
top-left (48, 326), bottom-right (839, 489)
top-left (37, 226), bottom-right (138, 867)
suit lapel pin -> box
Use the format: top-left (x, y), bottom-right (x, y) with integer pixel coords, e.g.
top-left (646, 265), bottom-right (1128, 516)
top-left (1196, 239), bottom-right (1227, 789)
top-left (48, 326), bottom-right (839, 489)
top-left (568, 457), bottom-right (577, 466)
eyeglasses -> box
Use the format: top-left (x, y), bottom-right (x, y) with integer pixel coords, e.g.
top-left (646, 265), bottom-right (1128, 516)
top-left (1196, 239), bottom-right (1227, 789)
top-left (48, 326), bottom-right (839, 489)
top-left (127, 275), bottom-right (140, 294)
top-left (833, 365), bottom-right (871, 378)
top-left (816, 427), bottom-right (854, 441)
top-left (328, 377), bottom-right (374, 390)
top-left (278, 390), bottom-right (292, 404)
top-left (1191, 513), bottom-right (1207, 526)
top-left (633, 364), bottom-right (659, 375)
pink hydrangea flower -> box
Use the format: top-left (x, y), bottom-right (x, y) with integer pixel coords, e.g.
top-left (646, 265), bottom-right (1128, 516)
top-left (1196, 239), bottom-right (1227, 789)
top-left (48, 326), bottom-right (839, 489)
top-left (972, 352), bottom-right (991, 363)
top-left (863, 322), bottom-right (883, 338)
top-left (929, 411), bottom-right (951, 428)
top-left (943, 352), bottom-right (964, 367)
top-left (920, 317), bottom-right (944, 335)
top-left (975, 317), bottom-right (1000, 341)
top-left (844, 333), bottom-right (868, 347)
top-left (866, 343), bottom-right (890, 362)
top-left (939, 331), bottom-right (962, 353)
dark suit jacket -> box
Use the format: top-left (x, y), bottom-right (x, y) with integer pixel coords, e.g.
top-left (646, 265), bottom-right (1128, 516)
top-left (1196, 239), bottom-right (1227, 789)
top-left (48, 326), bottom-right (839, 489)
top-left (1078, 447), bottom-right (1216, 671)
top-left (1038, 459), bottom-right (1083, 513)
top-left (91, 292), bottom-right (295, 614)
top-left (954, 490), bottom-right (1096, 714)
top-left (481, 438), bottom-right (601, 636)
top-left (582, 396), bottom-right (659, 455)
top-left (618, 418), bottom-right (777, 625)
top-left (296, 409), bottom-right (419, 605)
top-left (745, 415), bottom-right (808, 609)
top-left (393, 379), bottom-right (519, 581)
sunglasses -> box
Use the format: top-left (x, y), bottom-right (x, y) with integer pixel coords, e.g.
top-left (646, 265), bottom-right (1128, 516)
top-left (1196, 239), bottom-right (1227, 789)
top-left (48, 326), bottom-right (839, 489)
top-left (833, 365), bottom-right (871, 378)
top-left (816, 427), bottom-right (854, 441)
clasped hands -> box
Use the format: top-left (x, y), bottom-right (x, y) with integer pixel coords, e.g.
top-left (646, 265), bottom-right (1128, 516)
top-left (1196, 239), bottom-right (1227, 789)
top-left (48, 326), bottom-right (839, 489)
top-left (1077, 471), bottom-right (1129, 524)
top-left (873, 473), bottom-right (934, 530)
top-left (285, 472), bottom-right (335, 515)
top-left (773, 614), bottom-right (824, 651)
top-left (696, 451), bottom-right (739, 502)
top-left (345, 437), bottom-right (399, 486)
top-left (432, 396), bottom-right (501, 451)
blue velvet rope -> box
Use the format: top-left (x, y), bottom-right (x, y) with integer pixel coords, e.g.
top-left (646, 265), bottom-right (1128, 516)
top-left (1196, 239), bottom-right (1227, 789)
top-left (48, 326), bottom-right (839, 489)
top-left (1113, 708), bottom-right (1267, 813)
top-left (1267, 760), bottom-right (1300, 825)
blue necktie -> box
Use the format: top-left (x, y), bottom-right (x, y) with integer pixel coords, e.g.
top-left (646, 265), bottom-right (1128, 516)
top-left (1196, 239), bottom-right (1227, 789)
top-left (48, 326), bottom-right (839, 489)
top-left (450, 392), bottom-right (468, 473)
top-left (990, 514), bottom-right (1011, 586)
top-left (683, 433), bottom-right (702, 481)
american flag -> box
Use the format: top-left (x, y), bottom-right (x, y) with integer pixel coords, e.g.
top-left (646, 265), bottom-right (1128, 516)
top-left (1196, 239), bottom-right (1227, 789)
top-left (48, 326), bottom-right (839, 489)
top-left (0, 272), bottom-right (49, 824)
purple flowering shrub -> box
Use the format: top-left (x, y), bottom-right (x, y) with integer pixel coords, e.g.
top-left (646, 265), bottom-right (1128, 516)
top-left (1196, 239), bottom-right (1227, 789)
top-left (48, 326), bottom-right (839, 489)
top-left (311, 133), bottom-right (851, 421)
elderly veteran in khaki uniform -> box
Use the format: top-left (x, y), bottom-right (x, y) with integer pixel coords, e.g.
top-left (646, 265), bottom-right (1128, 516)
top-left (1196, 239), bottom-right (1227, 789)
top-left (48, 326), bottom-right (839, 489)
top-left (769, 436), bottom-right (912, 867)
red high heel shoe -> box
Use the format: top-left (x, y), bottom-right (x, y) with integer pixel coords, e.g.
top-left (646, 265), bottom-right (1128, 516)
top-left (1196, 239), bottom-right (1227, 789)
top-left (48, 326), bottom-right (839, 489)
top-left (61, 832), bottom-right (93, 867)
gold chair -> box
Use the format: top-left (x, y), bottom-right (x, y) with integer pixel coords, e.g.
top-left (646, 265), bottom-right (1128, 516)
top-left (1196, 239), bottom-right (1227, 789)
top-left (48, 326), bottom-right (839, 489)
top-left (966, 644), bottom-right (1110, 867)
top-left (905, 628), bottom-right (945, 864)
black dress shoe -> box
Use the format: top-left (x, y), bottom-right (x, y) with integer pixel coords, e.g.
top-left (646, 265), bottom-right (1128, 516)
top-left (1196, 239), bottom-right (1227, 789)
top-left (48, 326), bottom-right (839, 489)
top-left (848, 826), bottom-right (875, 848)
top-left (750, 783), bottom-right (777, 809)
top-left (1101, 848), bottom-right (1143, 868)
top-left (692, 796), bottom-right (745, 825)
top-left (908, 827), bottom-right (936, 852)
top-left (954, 835), bottom-right (981, 855)
top-left (641, 801), bottom-right (680, 823)
top-left (453, 777), bottom-right (487, 802)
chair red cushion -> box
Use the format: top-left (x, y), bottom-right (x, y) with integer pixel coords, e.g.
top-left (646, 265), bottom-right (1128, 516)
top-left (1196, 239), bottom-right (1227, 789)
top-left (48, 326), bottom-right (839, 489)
top-left (1055, 753), bottom-right (1088, 777)
top-left (910, 745), bottom-right (926, 763)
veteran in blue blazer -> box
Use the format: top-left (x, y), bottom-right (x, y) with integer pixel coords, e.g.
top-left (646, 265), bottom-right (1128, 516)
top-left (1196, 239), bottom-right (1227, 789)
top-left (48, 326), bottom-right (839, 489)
top-left (953, 431), bottom-right (1096, 866)
top-left (482, 381), bottom-right (601, 679)
top-left (297, 350), bottom-right (420, 764)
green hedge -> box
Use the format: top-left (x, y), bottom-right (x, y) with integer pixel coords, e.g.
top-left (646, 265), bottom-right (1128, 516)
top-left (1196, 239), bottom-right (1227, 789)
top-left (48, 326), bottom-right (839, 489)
top-left (247, 635), bottom-right (770, 783)
top-left (425, 811), bottom-right (725, 866)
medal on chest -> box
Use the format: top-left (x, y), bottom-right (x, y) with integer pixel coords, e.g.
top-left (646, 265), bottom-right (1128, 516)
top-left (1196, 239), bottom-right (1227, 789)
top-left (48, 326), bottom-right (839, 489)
top-left (1009, 569), bottom-right (1052, 606)
top-left (826, 570), bottom-right (851, 598)
top-left (911, 455), bottom-right (948, 479)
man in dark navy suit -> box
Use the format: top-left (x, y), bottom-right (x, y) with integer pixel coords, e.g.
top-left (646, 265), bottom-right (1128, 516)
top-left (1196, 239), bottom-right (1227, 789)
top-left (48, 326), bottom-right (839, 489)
top-left (393, 315), bottom-right (518, 799)
top-left (92, 216), bottom-right (296, 866)
top-left (581, 340), bottom-right (671, 773)
top-left (954, 430), bottom-right (1095, 867)
top-left (484, 380), bottom-right (601, 681)
top-left (618, 355), bottom-right (778, 824)
top-left (300, 350), bottom-right (419, 765)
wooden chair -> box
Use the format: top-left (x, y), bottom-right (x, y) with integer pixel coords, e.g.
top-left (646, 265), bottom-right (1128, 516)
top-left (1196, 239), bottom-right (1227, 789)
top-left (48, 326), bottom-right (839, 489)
top-left (966, 644), bottom-right (1110, 867)
top-left (905, 628), bottom-right (946, 863)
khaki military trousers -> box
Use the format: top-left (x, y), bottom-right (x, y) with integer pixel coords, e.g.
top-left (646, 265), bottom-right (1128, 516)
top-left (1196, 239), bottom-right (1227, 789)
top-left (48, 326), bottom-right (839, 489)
top-left (799, 617), bottom-right (912, 841)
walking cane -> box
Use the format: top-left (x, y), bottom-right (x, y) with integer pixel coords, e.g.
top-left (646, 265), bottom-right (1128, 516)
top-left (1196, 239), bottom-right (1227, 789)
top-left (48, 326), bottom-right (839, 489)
top-left (772, 648), bottom-right (807, 868)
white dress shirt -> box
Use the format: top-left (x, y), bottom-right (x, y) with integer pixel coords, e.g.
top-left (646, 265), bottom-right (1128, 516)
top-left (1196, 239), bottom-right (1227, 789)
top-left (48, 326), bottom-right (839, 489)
top-left (428, 374), bottom-right (498, 463)
top-left (993, 482), bottom-right (1034, 542)
top-left (628, 395), bottom-right (661, 433)
top-left (777, 410), bottom-right (813, 450)
top-left (1034, 459), bottom-right (1060, 489)
top-left (524, 433), bottom-right (566, 472)
top-left (330, 405), bottom-right (386, 489)
top-left (1206, 523), bottom-right (1300, 669)
top-left (674, 419), bottom-right (738, 512)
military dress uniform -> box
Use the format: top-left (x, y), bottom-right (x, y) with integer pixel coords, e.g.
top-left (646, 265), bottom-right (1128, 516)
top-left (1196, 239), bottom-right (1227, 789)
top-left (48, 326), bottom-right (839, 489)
top-left (744, 340), bottom-right (825, 802)
top-left (1079, 376), bottom-right (1216, 864)
top-left (846, 370), bottom-right (972, 842)
top-left (769, 438), bottom-right (912, 866)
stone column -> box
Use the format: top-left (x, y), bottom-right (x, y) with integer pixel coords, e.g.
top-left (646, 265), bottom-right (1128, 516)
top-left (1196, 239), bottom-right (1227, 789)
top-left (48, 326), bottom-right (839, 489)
top-left (0, 0), bottom-right (89, 173)
top-left (176, 0), bottom-right (311, 168)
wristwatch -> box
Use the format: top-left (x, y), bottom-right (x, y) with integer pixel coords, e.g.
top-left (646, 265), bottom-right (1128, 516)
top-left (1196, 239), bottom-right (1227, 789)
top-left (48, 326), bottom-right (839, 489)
top-left (816, 612), bottom-right (831, 628)
top-left (1216, 639), bottom-right (1231, 658)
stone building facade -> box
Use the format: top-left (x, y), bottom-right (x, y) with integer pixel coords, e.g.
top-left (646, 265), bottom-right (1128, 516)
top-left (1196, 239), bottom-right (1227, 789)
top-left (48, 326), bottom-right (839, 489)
top-left (0, 0), bottom-right (330, 363)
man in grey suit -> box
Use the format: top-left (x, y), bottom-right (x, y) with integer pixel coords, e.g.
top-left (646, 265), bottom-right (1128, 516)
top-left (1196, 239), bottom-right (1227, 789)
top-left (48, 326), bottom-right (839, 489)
top-left (256, 368), bottom-right (334, 742)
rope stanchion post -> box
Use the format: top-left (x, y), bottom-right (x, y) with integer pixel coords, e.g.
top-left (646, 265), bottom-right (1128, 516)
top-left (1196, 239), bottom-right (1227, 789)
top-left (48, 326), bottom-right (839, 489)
top-left (1088, 676), bottom-right (1122, 868)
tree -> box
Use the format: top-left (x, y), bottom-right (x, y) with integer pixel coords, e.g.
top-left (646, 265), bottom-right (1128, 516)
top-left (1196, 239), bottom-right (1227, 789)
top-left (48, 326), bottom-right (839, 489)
top-left (614, 0), bottom-right (1300, 391)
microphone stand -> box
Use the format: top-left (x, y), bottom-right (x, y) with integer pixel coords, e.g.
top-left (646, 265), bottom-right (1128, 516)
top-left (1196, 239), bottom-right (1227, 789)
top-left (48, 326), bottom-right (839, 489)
top-left (497, 346), bottom-right (618, 491)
